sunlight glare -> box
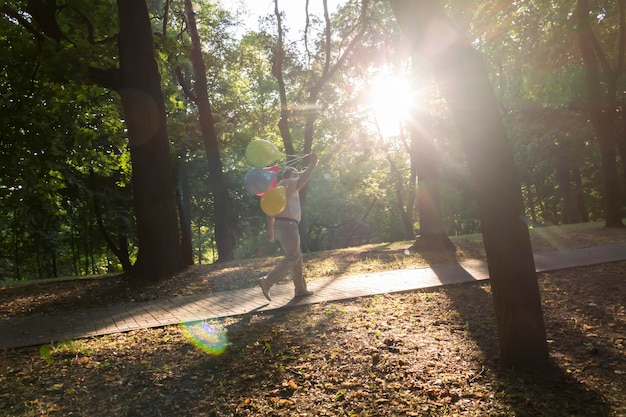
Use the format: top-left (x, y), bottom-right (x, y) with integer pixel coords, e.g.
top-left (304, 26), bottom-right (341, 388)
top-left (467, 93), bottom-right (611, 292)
top-left (367, 75), bottom-right (414, 138)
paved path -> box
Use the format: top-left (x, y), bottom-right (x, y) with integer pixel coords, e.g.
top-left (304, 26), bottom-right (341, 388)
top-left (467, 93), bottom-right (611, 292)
top-left (2, 243), bottom-right (626, 350)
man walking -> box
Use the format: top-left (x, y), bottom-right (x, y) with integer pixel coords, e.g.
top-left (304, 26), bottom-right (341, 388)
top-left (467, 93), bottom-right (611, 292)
top-left (259, 153), bottom-right (319, 301)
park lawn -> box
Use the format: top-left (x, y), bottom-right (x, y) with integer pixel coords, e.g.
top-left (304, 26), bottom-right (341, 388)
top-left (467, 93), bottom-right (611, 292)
top-left (0, 222), bottom-right (624, 416)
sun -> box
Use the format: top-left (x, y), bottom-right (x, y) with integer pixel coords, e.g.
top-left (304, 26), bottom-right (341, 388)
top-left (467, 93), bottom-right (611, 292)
top-left (366, 75), bottom-right (415, 138)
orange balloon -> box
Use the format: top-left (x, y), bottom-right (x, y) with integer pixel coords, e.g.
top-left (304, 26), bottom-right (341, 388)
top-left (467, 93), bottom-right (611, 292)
top-left (260, 186), bottom-right (287, 216)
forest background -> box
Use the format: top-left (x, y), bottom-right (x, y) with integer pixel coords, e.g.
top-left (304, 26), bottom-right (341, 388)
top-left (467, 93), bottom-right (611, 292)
top-left (2, 0), bottom-right (626, 282)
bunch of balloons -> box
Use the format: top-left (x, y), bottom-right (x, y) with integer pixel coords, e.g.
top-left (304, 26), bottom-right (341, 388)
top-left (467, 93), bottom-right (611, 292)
top-left (243, 139), bottom-right (286, 216)
top-left (243, 139), bottom-right (312, 217)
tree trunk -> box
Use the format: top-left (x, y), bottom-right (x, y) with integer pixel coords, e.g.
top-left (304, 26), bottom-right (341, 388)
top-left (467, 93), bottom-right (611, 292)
top-left (524, 182), bottom-right (539, 225)
top-left (272, 0), bottom-right (294, 156)
top-left (299, 92), bottom-right (321, 253)
top-left (406, 131), bottom-right (418, 234)
top-left (183, 0), bottom-right (234, 262)
top-left (117, 0), bottom-right (184, 280)
top-left (51, 251), bottom-right (57, 278)
top-left (618, 107), bottom-right (626, 192)
top-left (176, 159), bottom-right (194, 266)
top-left (90, 169), bottom-right (133, 271)
top-left (387, 153), bottom-right (414, 240)
top-left (573, 167), bottom-right (589, 222)
top-left (410, 86), bottom-right (454, 252)
top-left (390, 0), bottom-right (548, 366)
top-left (577, 0), bottom-right (624, 228)
top-left (555, 147), bottom-right (578, 224)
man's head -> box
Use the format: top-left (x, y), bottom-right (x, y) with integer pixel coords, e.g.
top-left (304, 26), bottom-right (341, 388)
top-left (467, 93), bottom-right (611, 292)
top-left (283, 166), bottom-right (299, 179)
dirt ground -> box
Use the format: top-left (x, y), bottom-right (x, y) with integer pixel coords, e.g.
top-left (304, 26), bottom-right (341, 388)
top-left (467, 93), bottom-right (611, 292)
top-left (0, 223), bottom-right (624, 416)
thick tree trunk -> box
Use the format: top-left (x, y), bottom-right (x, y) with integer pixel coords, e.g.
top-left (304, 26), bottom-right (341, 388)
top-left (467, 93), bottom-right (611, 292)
top-left (184, 0), bottom-right (234, 262)
top-left (390, 0), bottom-right (548, 366)
top-left (117, 0), bottom-right (184, 280)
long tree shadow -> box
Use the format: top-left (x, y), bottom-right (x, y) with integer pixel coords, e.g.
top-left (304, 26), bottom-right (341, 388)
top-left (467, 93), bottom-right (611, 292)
top-left (108, 305), bottom-right (333, 416)
top-left (107, 263), bottom-right (614, 416)
top-left (0, 273), bottom-right (138, 319)
top-left (20, 250), bottom-right (617, 416)
top-left (423, 249), bottom-right (614, 416)
top-left (29, 262), bottom-right (614, 417)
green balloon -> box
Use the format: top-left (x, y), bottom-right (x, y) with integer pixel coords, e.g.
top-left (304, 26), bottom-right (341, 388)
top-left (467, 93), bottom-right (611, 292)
top-left (246, 139), bottom-right (282, 167)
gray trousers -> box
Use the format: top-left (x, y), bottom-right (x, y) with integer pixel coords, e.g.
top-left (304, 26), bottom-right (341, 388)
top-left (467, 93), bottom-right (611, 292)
top-left (265, 219), bottom-right (307, 294)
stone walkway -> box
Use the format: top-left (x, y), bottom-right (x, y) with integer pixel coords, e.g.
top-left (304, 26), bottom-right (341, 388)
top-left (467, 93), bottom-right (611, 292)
top-left (2, 242), bottom-right (625, 350)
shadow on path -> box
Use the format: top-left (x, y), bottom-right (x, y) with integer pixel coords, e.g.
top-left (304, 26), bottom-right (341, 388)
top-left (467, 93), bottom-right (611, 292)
top-left (424, 251), bottom-right (613, 416)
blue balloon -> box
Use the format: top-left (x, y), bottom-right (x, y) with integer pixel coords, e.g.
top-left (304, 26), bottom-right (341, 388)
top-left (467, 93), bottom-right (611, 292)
top-left (244, 168), bottom-right (276, 195)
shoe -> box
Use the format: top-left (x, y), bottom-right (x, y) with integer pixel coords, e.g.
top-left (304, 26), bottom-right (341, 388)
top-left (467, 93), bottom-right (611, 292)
top-left (294, 290), bottom-right (314, 298)
top-left (259, 278), bottom-right (272, 301)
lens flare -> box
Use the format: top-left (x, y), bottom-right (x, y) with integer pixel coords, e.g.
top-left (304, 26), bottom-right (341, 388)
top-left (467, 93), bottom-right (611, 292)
top-left (180, 320), bottom-right (228, 355)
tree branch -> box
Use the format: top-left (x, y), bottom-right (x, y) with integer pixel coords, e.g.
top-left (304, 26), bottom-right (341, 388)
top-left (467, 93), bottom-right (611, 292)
top-left (26, 0), bottom-right (67, 42)
top-left (87, 67), bottom-right (122, 91)
top-left (322, 0), bottom-right (331, 75)
top-left (175, 66), bottom-right (197, 104)
top-left (305, 0), bottom-right (312, 65)
top-left (0, 4), bottom-right (46, 44)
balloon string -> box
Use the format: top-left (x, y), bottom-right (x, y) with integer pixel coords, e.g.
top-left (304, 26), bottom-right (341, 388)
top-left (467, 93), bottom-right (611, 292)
top-left (284, 153), bottom-right (311, 162)
top-left (280, 153), bottom-right (312, 170)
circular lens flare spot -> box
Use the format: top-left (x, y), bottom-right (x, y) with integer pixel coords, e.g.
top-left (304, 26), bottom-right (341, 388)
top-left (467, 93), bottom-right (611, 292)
top-left (180, 321), bottom-right (228, 355)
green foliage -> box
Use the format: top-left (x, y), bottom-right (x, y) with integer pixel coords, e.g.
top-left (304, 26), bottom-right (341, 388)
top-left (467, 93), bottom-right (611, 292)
top-left (1, 0), bottom-right (622, 280)
top-left (0, 1), bottom-right (133, 279)
top-left (39, 344), bottom-right (53, 364)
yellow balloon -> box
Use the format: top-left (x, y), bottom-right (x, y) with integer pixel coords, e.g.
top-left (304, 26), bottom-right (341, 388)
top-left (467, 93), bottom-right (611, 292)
top-left (260, 186), bottom-right (287, 216)
top-left (246, 139), bottom-right (282, 167)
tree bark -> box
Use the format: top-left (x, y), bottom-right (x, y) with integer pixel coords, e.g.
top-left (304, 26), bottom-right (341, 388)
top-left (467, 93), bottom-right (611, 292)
top-left (183, 0), bottom-right (235, 262)
top-left (577, 0), bottom-right (624, 228)
top-left (390, 0), bottom-right (548, 366)
top-left (117, 0), bottom-right (184, 280)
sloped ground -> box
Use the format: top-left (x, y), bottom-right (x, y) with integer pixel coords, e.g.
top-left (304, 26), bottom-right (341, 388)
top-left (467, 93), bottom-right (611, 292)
top-left (1, 222), bottom-right (623, 319)
top-left (0, 223), bottom-right (624, 416)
